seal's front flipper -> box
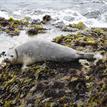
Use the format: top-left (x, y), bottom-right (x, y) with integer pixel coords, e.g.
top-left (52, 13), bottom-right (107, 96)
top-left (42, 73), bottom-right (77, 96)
top-left (21, 64), bottom-right (29, 71)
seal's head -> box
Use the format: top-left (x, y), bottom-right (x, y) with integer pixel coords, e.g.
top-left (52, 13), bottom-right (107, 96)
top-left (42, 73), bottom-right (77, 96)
top-left (3, 49), bottom-right (17, 64)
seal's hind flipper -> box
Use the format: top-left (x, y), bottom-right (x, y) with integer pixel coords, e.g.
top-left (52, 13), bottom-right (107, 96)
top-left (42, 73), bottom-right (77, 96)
top-left (78, 53), bottom-right (95, 60)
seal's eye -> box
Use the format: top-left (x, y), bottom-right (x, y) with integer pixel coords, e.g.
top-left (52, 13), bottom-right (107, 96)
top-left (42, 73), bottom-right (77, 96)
top-left (1, 51), bottom-right (5, 55)
top-left (11, 55), bottom-right (14, 57)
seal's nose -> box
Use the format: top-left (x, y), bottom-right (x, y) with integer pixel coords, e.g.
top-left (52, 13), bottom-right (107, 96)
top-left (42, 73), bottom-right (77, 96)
top-left (4, 58), bottom-right (10, 63)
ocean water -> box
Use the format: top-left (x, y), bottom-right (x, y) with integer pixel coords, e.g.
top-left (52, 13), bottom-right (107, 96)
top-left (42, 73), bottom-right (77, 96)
top-left (0, 0), bottom-right (107, 52)
top-left (1, 0), bottom-right (107, 25)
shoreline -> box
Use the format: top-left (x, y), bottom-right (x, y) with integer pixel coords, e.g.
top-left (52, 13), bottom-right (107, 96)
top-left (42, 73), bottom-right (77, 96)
top-left (0, 15), bottom-right (107, 106)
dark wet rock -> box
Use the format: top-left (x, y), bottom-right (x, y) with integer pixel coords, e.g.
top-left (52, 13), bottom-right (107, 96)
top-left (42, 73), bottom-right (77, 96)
top-left (42, 15), bottom-right (51, 23)
top-left (1, 20), bottom-right (9, 27)
top-left (8, 26), bottom-right (15, 31)
top-left (27, 28), bottom-right (38, 35)
top-left (0, 17), bottom-right (5, 21)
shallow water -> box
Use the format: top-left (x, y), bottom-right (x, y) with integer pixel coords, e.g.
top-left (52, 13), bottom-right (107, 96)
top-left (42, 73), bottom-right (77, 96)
top-left (0, 0), bottom-right (107, 52)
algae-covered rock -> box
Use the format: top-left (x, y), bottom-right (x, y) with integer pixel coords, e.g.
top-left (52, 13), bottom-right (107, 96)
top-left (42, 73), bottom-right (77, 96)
top-left (27, 23), bottom-right (47, 36)
top-left (0, 17), bottom-right (26, 36)
top-left (8, 17), bottom-right (14, 22)
top-left (91, 28), bottom-right (105, 36)
top-left (53, 26), bottom-right (106, 52)
top-left (27, 28), bottom-right (38, 35)
top-left (61, 22), bottom-right (86, 32)
top-left (0, 17), bottom-right (47, 36)
top-left (69, 21), bottom-right (86, 30)
top-left (0, 27), bottom-right (107, 107)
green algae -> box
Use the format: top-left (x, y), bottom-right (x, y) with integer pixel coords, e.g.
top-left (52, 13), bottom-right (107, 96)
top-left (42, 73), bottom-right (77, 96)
top-left (27, 23), bottom-right (46, 36)
top-left (0, 17), bottom-right (47, 37)
top-left (8, 17), bottom-right (14, 22)
top-left (92, 28), bottom-right (105, 35)
top-left (0, 17), bottom-right (24, 36)
top-left (4, 100), bottom-right (12, 107)
top-left (53, 33), bottom-right (98, 51)
top-left (69, 21), bottom-right (86, 30)
top-left (0, 17), bottom-right (27, 36)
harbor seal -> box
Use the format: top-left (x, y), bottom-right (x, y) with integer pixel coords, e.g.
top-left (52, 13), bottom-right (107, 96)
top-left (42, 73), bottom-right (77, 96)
top-left (3, 40), bottom-right (102, 69)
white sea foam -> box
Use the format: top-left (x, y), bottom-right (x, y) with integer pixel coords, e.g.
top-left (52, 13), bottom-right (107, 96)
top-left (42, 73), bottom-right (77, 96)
top-left (13, 10), bottom-right (22, 16)
top-left (21, 8), bottom-right (107, 27)
top-left (0, 11), bottom-right (9, 19)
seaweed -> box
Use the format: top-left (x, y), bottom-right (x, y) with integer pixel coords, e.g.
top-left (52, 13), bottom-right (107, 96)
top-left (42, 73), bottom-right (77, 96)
top-left (0, 17), bottom-right (46, 37)
top-left (69, 22), bottom-right (86, 30)
top-left (0, 27), bottom-right (107, 107)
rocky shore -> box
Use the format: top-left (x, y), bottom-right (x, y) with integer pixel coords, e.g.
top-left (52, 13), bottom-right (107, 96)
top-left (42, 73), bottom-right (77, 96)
top-left (0, 16), bottom-right (107, 107)
top-left (0, 16), bottom-right (48, 37)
